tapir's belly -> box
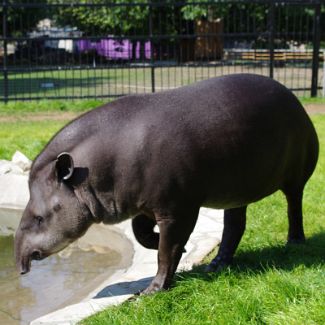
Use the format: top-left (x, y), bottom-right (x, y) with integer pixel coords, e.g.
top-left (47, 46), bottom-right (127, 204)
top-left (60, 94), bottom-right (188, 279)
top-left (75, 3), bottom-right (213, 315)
top-left (194, 135), bottom-right (293, 209)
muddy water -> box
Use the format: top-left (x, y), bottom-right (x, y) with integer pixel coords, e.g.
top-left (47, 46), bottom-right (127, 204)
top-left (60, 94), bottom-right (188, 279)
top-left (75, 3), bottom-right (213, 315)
top-left (0, 225), bottom-right (132, 325)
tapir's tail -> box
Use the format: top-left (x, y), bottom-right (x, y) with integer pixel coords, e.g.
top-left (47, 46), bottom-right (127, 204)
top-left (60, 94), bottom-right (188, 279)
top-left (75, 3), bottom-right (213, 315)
top-left (132, 214), bottom-right (159, 250)
top-left (131, 214), bottom-right (186, 252)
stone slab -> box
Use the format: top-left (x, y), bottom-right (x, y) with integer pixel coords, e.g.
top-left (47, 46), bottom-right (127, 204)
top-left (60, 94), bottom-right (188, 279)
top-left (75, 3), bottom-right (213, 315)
top-left (0, 174), bottom-right (29, 210)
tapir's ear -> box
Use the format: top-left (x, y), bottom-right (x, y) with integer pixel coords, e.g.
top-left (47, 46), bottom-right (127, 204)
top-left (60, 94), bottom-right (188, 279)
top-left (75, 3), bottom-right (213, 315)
top-left (56, 152), bottom-right (74, 181)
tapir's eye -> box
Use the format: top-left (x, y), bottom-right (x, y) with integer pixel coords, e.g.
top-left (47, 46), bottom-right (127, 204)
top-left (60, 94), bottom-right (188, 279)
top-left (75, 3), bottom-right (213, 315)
top-left (53, 203), bottom-right (61, 212)
top-left (35, 216), bottom-right (44, 226)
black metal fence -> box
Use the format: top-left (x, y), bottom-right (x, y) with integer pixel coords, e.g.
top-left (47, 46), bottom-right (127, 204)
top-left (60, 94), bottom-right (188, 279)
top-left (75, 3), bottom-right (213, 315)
top-left (1, 0), bottom-right (324, 102)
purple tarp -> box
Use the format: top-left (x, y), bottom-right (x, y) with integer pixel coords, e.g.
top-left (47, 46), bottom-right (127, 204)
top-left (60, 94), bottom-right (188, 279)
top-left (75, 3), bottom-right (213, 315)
top-left (77, 39), bottom-right (151, 60)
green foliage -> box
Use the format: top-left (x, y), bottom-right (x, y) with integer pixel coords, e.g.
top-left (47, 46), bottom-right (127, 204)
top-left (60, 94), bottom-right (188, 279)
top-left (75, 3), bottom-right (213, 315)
top-left (0, 0), bottom-right (47, 36)
top-left (1, 1), bottom-right (324, 43)
top-left (50, 0), bottom-right (149, 35)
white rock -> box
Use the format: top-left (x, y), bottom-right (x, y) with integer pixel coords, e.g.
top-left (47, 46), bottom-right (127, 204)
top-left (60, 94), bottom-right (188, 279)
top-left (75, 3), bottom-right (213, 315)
top-left (0, 160), bottom-right (12, 175)
top-left (12, 151), bottom-right (32, 172)
top-left (0, 160), bottom-right (24, 175)
top-left (0, 225), bottom-right (14, 236)
top-left (0, 174), bottom-right (29, 209)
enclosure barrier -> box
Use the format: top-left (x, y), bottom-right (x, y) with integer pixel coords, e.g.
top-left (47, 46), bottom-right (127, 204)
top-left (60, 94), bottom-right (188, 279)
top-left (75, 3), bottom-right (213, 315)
top-left (1, 0), bottom-right (324, 102)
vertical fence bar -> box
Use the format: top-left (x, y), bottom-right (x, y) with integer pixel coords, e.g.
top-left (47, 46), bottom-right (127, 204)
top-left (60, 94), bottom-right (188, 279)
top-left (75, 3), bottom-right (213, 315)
top-left (2, 0), bottom-right (8, 102)
top-left (149, 2), bottom-right (155, 93)
top-left (268, 1), bottom-right (275, 79)
top-left (323, 50), bottom-right (325, 97)
top-left (311, 1), bottom-right (321, 97)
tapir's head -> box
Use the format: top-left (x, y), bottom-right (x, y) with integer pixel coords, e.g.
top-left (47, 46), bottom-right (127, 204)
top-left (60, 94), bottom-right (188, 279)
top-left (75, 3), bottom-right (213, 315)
top-left (15, 152), bottom-right (93, 274)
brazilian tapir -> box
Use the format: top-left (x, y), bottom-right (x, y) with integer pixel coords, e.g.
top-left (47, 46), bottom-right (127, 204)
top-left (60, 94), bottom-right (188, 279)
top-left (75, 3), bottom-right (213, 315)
top-left (15, 74), bottom-right (318, 294)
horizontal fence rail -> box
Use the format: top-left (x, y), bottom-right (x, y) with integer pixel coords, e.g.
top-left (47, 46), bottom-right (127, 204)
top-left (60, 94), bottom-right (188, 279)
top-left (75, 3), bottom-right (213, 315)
top-left (1, 0), bottom-right (324, 102)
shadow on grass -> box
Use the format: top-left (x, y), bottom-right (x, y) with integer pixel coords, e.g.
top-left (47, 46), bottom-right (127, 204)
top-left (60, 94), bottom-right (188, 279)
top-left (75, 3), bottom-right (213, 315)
top-left (178, 231), bottom-right (325, 283)
top-left (235, 232), bottom-right (324, 269)
top-left (0, 75), bottom-right (118, 98)
top-left (92, 232), bottom-right (324, 299)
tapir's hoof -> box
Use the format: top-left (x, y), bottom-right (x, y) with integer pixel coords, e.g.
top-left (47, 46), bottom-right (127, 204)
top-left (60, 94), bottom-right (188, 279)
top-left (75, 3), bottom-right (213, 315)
top-left (140, 282), bottom-right (167, 295)
top-left (205, 257), bottom-right (231, 273)
top-left (141, 286), bottom-right (165, 295)
top-left (286, 237), bottom-right (306, 245)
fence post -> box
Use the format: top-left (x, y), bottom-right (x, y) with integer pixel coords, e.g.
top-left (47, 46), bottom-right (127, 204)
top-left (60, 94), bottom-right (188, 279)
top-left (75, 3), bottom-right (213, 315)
top-left (2, 0), bottom-right (9, 103)
top-left (149, 2), bottom-right (155, 93)
top-left (311, 2), bottom-right (321, 97)
top-left (323, 51), bottom-right (325, 97)
top-left (268, 1), bottom-right (275, 79)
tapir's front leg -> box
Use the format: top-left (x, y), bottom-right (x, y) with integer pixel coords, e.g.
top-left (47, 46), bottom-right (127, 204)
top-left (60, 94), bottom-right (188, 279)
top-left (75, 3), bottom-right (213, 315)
top-left (143, 209), bottom-right (199, 294)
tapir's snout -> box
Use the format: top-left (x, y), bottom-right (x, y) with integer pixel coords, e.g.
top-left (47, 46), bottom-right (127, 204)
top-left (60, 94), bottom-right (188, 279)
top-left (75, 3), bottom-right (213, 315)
top-left (15, 243), bottom-right (31, 275)
top-left (18, 250), bottom-right (45, 274)
top-left (14, 226), bottom-right (32, 275)
top-left (19, 254), bottom-right (31, 275)
top-left (15, 225), bottom-right (48, 275)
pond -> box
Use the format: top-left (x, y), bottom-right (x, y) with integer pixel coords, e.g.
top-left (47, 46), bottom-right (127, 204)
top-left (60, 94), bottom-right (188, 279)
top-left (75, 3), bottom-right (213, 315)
top-left (0, 211), bottom-right (133, 325)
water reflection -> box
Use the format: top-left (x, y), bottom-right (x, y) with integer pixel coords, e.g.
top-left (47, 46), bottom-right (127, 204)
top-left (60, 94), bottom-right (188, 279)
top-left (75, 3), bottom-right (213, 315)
top-left (0, 233), bottom-right (123, 325)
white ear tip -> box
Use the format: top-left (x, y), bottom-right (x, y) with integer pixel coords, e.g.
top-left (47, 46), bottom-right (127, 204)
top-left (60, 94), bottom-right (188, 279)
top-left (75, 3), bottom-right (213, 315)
top-left (56, 152), bottom-right (74, 181)
top-left (57, 152), bottom-right (71, 159)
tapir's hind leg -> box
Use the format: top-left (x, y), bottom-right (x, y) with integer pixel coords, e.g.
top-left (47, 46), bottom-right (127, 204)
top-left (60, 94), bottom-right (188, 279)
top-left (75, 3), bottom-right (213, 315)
top-left (206, 206), bottom-right (247, 272)
top-left (283, 188), bottom-right (306, 244)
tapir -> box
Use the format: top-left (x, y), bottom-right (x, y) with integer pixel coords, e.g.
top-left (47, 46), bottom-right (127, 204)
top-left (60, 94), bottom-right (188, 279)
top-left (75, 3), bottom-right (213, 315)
top-left (15, 74), bottom-right (319, 294)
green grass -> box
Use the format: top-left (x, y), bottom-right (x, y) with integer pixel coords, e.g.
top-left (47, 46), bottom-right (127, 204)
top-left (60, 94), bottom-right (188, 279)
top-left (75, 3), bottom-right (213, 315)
top-left (0, 68), bottom-right (154, 99)
top-left (0, 101), bottom-right (103, 160)
top-left (1, 66), bottom-right (323, 99)
top-left (81, 115), bottom-right (325, 325)
top-left (0, 95), bottom-right (322, 116)
top-left (0, 101), bottom-right (103, 161)
top-left (0, 120), bottom-right (67, 160)
top-left (0, 99), bottom-right (104, 115)
top-left (300, 97), bottom-right (325, 105)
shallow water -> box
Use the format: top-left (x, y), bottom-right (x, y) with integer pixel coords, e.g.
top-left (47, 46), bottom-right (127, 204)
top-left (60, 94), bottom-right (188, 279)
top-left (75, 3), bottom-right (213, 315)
top-left (0, 229), bottom-right (127, 325)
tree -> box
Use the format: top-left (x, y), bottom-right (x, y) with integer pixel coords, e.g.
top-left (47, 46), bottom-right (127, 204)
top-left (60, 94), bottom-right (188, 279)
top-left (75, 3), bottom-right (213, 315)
top-left (51, 0), bottom-right (149, 36)
top-left (1, 0), bottom-right (47, 37)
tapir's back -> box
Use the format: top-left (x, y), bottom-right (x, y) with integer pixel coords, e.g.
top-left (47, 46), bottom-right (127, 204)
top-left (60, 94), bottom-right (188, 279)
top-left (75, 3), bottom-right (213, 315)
top-left (32, 74), bottom-right (318, 210)
top-left (118, 74), bottom-right (318, 209)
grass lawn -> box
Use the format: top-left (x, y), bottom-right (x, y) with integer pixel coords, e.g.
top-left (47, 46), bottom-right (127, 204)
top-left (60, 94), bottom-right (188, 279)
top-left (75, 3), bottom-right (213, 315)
top-left (0, 66), bottom-right (323, 100)
top-left (300, 97), bottom-right (325, 105)
top-left (0, 99), bottom-right (104, 116)
top-left (0, 120), bottom-right (67, 160)
top-left (0, 106), bottom-right (324, 324)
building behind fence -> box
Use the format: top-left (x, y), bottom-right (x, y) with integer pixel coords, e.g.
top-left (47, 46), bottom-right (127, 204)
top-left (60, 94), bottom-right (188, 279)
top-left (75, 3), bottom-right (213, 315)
top-left (1, 0), bottom-right (324, 102)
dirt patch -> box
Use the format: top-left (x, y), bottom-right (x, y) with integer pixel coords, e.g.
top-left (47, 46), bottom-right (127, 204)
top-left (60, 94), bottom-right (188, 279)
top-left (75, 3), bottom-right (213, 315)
top-left (304, 104), bottom-right (325, 115)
